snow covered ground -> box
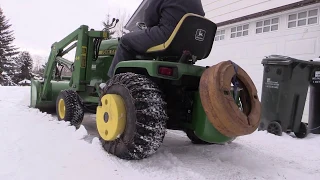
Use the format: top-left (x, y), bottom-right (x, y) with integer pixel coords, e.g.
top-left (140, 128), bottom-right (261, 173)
top-left (0, 84), bottom-right (320, 180)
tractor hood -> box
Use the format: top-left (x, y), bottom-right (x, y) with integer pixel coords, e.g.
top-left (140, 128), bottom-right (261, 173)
top-left (98, 38), bottom-right (119, 56)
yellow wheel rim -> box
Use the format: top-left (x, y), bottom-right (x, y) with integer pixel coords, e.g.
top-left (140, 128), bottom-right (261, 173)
top-left (96, 94), bottom-right (126, 141)
top-left (58, 99), bottom-right (66, 119)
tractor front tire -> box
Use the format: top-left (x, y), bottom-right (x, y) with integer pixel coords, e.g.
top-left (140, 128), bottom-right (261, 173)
top-left (56, 89), bottom-right (84, 129)
top-left (98, 72), bottom-right (167, 160)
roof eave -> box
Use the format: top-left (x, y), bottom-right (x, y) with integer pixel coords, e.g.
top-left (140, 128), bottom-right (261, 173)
top-left (124, 0), bottom-right (148, 29)
top-left (216, 0), bottom-right (320, 27)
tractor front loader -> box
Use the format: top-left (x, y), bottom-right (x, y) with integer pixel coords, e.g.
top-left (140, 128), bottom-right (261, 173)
top-left (30, 14), bottom-right (261, 160)
top-left (31, 20), bottom-right (119, 127)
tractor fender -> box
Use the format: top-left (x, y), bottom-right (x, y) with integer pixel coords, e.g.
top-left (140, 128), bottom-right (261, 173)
top-left (199, 61), bottom-right (261, 137)
top-left (114, 60), bottom-right (205, 80)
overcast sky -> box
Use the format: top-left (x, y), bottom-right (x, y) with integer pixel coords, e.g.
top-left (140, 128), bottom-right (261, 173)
top-left (1, 0), bottom-right (142, 61)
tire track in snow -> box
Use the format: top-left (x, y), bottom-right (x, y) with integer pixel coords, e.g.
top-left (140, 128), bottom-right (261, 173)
top-left (80, 115), bottom-right (207, 180)
top-left (155, 131), bottom-right (320, 180)
top-left (2, 87), bottom-right (319, 180)
top-left (47, 113), bottom-right (320, 180)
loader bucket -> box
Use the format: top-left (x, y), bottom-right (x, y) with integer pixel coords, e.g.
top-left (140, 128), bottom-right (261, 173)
top-left (30, 78), bottom-right (71, 112)
top-left (30, 78), bottom-right (40, 109)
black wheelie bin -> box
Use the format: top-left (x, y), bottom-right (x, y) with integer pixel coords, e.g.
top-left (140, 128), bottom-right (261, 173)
top-left (308, 58), bottom-right (320, 134)
top-left (258, 55), bottom-right (319, 138)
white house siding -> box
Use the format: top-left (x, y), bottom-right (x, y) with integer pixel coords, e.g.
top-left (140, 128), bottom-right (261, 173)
top-left (198, 2), bottom-right (320, 123)
top-left (125, 0), bottom-right (301, 30)
top-left (202, 0), bottom-right (303, 23)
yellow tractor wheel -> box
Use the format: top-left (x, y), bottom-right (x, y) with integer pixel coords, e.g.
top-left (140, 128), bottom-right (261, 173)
top-left (56, 90), bottom-right (84, 129)
top-left (97, 72), bottom-right (168, 160)
top-left (96, 94), bottom-right (126, 141)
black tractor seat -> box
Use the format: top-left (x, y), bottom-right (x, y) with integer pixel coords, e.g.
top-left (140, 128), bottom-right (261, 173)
top-left (144, 13), bottom-right (217, 63)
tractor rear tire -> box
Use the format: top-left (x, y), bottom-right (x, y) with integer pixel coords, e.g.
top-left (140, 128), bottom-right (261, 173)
top-left (56, 89), bottom-right (84, 129)
top-left (98, 72), bottom-right (168, 160)
top-left (185, 130), bottom-right (212, 144)
top-left (185, 130), bottom-right (236, 145)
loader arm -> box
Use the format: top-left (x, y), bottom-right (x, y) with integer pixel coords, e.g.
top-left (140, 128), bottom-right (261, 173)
top-left (56, 57), bottom-right (73, 69)
top-left (41, 25), bottom-right (107, 99)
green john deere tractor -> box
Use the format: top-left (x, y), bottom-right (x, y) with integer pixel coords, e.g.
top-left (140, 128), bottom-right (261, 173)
top-left (30, 14), bottom-right (259, 160)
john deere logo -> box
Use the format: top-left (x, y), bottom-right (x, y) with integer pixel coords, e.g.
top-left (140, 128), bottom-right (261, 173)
top-left (195, 29), bottom-right (206, 41)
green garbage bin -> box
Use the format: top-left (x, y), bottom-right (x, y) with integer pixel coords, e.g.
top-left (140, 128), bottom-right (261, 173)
top-left (258, 55), bottom-right (314, 138)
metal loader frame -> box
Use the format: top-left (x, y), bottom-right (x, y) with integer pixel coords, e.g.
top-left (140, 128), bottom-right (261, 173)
top-left (31, 23), bottom-right (118, 111)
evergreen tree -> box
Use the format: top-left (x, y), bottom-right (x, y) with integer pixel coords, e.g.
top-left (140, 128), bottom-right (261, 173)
top-left (0, 7), bottom-right (19, 86)
top-left (114, 9), bottom-right (130, 38)
top-left (102, 13), bottom-right (116, 39)
top-left (14, 51), bottom-right (33, 83)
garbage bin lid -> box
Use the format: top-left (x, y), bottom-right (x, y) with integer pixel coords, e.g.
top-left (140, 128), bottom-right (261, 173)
top-left (261, 54), bottom-right (317, 66)
top-left (308, 57), bottom-right (320, 67)
top-left (261, 55), bottom-right (298, 65)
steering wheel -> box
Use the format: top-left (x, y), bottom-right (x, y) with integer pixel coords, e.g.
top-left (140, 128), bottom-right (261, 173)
top-left (136, 22), bottom-right (147, 30)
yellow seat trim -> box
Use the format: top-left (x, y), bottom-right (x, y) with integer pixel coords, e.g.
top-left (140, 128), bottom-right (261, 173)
top-left (146, 13), bottom-right (209, 53)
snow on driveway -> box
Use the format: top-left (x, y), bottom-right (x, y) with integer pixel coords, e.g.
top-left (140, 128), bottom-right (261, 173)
top-left (0, 86), bottom-right (319, 180)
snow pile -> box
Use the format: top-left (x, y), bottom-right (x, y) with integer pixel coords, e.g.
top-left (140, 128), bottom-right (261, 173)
top-left (18, 79), bottom-right (31, 85)
top-left (0, 86), bottom-right (320, 180)
top-left (0, 87), bottom-right (152, 180)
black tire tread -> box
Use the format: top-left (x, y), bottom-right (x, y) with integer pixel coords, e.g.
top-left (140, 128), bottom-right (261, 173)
top-left (99, 72), bottom-right (168, 160)
top-left (56, 89), bottom-right (84, 129)
top-left (185, 130), bottom-right (212, 144)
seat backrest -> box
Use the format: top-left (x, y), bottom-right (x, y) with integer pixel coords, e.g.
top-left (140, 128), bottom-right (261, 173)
top-left (165, 13), bottom-right (217, 60)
